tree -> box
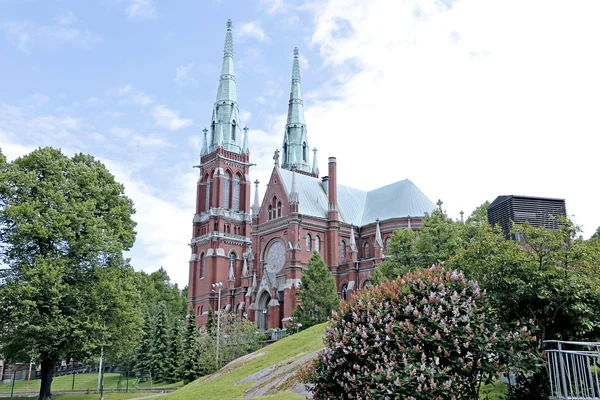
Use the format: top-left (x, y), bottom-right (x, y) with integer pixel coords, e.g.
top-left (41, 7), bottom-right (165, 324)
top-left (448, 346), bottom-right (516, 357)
top-left (134, 314), bottom-right (154, 375)
top-left (150, 302), bottom-right (170, 382)
top-left (303, 266), bottom-right (540, 400)
top-left (292, 251), bottom-right (339, 329)
top-left (416, 209), bottom-right (464, 266)
top-left (373, 227), bottom-right (417, 284)
top-left (448, 218), bottom-right (600, 399)
top-left (181, 313), bottom-right (202, 384)
top-left (0, 147), bottom-right (138, 400)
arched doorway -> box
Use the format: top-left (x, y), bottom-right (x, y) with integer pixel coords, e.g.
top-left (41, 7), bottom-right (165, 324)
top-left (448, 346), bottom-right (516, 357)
top-left (257, 291), bottom-right (271, 331)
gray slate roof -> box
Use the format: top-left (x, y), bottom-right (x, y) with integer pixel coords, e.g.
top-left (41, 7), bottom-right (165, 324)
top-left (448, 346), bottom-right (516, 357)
top-left (277, 168), bottom-right (435, 227)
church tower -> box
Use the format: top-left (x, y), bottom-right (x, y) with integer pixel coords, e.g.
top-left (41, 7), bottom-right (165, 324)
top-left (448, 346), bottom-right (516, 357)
top-left (281, 48), bottom-right (317, 176)
top-left (188, 20), bottom-right (252, 325)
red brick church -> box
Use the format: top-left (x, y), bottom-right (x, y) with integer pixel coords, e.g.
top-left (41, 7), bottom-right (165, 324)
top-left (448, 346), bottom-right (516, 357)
top-left (187, 21), bottom-right (436, 330)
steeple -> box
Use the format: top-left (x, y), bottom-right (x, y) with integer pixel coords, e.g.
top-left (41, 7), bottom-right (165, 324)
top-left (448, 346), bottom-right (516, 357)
top-left (209, 20), bottom-right (245, 154)
top-left (281, 47), bottom-right (312, 174)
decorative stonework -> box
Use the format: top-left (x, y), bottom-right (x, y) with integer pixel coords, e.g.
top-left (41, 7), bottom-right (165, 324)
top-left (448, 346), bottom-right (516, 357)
top-left (265, 240), bottom-right (286, 273)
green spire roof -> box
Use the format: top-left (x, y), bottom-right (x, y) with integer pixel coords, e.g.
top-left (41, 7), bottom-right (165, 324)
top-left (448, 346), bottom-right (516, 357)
top-left (208, 20), bottom-right (245, 154)
top-left (282, 47), bottom-right (311, 174)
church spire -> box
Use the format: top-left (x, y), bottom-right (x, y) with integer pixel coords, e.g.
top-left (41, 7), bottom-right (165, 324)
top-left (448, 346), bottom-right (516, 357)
top-left (311, 148), bottom-right (319, 176)
top-left (282, 47), bottom-right (311, 174)
top-left (209, 20), bottom-right (244, 154)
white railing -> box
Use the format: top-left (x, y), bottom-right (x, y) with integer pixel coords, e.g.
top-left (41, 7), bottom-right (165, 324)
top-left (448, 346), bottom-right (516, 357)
top-left (545, 340), bottom-right (600, 399)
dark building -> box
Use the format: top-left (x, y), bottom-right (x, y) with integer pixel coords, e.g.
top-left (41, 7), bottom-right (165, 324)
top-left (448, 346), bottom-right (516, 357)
top-left (487, 195), bottom-right (567, 238)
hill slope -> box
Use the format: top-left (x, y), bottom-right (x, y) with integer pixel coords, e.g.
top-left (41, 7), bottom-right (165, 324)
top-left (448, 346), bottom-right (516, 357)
top-left (164, 323), bottom-right (327, 400)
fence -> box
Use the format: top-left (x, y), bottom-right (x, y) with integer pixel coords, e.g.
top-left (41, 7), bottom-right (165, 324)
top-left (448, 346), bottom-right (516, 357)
top-left (545, 340), bottom-right (600, 400)
top-left (0, 370), bottom-right (181, 397)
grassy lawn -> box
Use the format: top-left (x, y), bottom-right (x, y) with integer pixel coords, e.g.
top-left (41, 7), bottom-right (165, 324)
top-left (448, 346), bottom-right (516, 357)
top-left (0, 372), bottom-right (181, 395)
top-left (162, 323), bottom-right (327, 400)
top-left (3, 393), bottom-right (155, 400)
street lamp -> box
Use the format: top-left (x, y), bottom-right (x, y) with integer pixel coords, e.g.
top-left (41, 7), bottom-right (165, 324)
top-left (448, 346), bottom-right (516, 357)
top-left (212, 282), bottom-right (223, 369)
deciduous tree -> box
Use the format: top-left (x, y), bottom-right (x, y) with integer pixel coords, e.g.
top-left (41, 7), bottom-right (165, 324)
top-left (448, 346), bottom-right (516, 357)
top-left (0, 147), bottom-right (139, 400)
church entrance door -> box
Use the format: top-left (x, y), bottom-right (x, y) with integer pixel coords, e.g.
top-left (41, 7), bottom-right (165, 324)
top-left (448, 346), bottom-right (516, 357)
top-left (258, 291), bottom-right (271, 331)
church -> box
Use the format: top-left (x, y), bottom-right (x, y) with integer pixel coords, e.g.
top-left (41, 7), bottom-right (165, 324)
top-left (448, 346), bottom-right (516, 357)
top-left (187, 21), bottom-right (436, 330)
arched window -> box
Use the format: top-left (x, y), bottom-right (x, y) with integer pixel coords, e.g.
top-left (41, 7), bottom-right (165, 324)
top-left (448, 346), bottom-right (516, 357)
top-left (364, 280), bottom-right (372, 289)
top-left (268, 205), bottom-right (273, 220)
top-left (200, 306), bottom-right (203, 316)
top-left (231, 120), bottom-right (236, 141)
top-left (223, 171), bottom-right (232, 209)
top-left (364, 242), bottom-right (370, 258)
top-left (283, 142), bottom-right (288, 165)
top-left (211, 121), bottom-right (216, 142)
top-left (232, 173), bottom-right (241, 211)
top-left (200, 253), bottom-right (206, 279)
top-left (303, 142), bottom-right (307, 161)
top-left (385, 237), bottom-right (392, 253)
top-left (306, 234), bottom-right (312, 251)
top-left (277, 201), bottom-right (282, 218)
top-left (341, 284), bottom-right (348, 301)
top-left (315, 236), bottom-right (321, 253)
top-left (340, 240), bottom-right (346, 258)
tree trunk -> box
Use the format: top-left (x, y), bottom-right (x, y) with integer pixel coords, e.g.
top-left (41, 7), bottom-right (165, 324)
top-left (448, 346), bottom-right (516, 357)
top-left (39, 359), bottom-right (55, 400)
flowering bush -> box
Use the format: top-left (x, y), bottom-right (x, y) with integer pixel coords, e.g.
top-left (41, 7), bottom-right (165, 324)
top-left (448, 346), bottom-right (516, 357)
top-left (303, 266), bottom-right (540, 400)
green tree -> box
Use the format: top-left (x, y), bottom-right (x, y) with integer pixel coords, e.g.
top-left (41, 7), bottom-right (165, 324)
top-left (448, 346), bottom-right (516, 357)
top-left (181, 314), bottom-right (202, 384)
top-left (134, 314), bottom-right (154, 375)
top-left (373, 228), bottom-right (417, 284)
top-left (0, 147), bottom-right (139, 400)
top-left (292, 251), bottom-right (339, 329)
top-left (164, 317), bottom-right (183, 383)
top-left (416, 208), bottom-right (464, 265)
top-left (150, 302), bottom-right (170, 382)
top-left (449, 218), bottom-right (600, 399)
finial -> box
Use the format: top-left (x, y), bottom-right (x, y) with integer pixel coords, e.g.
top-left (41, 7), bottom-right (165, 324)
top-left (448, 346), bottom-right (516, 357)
top-left (293, 47), bottom-right (299, 58)
top-left (436, 199), bottom-right (443, 211)
top-left (460, 210), bottom-right (464, 223)
top-left (227, 19), bottom-right (233, 30)
top-left (273, 149), bottom-right (280, 167)
top-left (242, 126), bottom-right (249, 153)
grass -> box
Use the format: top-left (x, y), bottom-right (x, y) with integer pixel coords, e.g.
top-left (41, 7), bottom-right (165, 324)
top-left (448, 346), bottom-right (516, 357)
top-left (3, 393), bottom-right (155, 400)
top-left (0, 372), bottom-right (181, 395)
top-left (162, 323), bottom-right (327, 400)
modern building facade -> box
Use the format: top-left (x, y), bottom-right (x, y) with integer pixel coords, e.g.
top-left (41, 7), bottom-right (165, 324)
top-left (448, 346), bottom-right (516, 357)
top-left (487, 195), bottom-right (567, 239)
top-left (187, 21), bottom-right (436, 329)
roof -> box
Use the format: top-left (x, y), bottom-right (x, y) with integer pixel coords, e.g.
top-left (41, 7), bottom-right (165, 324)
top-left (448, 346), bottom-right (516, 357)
top-left (277, 168), bottom-right (435, 227)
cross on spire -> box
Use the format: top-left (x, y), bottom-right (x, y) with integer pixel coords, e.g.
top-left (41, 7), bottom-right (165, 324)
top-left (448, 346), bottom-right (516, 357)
top-left (273, 149), bottom-right (280, 167)
top-left (437, 199), bottom-right (443, 211)
top-left (460, 210), bottom-right (465, 223)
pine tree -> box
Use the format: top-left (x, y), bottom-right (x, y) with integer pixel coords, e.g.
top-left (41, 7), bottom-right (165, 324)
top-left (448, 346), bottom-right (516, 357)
top-left (292, 251), bottom-right (340, 329)
top-left (150, 302), bottom-right (169, 382)
top-left (181, 313), bottom-right (202, 384)
top-left (164, 318), bottom-right (183, 383)
top-left (205, 307), bottom-right (215, 335)
top-left (134, 314), bottom-right (154, 375)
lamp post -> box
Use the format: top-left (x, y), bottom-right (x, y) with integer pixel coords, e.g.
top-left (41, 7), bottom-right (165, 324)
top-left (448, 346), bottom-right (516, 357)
top-left (212, 282), bottom-right (223, 370)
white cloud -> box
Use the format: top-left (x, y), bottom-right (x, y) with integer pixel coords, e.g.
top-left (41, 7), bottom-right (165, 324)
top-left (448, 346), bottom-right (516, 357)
top-left (56, 11), bottom-right (77, 26)
top-left (238, 21), bottom-right (269, 42)
top-left (260, 0), bottom-right (288, 14)
top-left (125, 0), bottom-right (158, 20)
top-left (151, 105), bottom-right (192, 131)
top-left (174, 62), bottom-right (196, 87)
top-left (240, 110), bottom-right (252, 124)
top-left (115, 84), bottom-right (153, 106)
top-left (3, 17), bottom-right (102, 54)
top-left (110, 126), bottom-right (172, 148)
top-left (299, 0), bottom-right (600, 237)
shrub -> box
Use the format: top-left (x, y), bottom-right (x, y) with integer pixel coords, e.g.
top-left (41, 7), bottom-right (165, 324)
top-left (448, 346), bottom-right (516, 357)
top-left (303, 266), bottom-right (540, 400)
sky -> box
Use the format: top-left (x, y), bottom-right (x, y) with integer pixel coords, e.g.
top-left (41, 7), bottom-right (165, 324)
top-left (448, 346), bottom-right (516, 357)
top-left (1, 0), bottom-right (599, 287)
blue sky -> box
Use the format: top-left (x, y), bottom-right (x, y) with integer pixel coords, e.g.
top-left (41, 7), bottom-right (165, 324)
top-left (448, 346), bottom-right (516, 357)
top-left (2, 0), bottom-right (600, 286)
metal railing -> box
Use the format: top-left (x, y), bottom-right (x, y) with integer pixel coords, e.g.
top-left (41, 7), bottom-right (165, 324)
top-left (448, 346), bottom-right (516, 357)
top-left (545, 340), bottom-right (600, 399)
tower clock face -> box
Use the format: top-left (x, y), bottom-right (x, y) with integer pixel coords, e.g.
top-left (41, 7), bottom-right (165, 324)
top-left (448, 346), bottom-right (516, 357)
top-left (265, 240), bottom-right (286, 273)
